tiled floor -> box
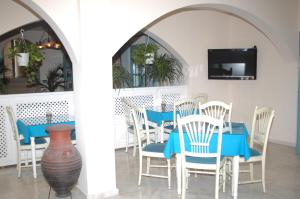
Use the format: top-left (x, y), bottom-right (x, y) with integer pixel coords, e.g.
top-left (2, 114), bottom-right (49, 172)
top-left (0, 143), bottom-right (300, 199)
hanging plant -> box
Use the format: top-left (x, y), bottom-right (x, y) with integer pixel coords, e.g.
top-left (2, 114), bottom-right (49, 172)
top-left (131, 43), bottom-right (159, 86)
top-left (131, 43), bottom-right (159, 66)
top-left (8, 29), bottom-right (44, 84)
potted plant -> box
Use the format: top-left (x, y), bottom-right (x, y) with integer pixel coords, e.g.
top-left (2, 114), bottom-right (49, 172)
top-left (131, 43), bottom-right (159, 86)
top-left (148, 53), bottom-right (183, 86)
top-left (8, 30), bottom-right (44, 84)
top-left (113, 63), bottom-right (131, 89)
top-left (33, 65), bottom-right (65, 92)
top-left (8, 38), bottom-right (30, 66)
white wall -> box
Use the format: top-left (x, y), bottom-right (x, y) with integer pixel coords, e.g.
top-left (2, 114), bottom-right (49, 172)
top-left (148, 10), bottom-right (298, 146)
top-left (227, 15), bottom-right (298, 145)
top-left (148, 10), bottom-right (232, 101)
top-left (0, 0), bottom-right (39, 35)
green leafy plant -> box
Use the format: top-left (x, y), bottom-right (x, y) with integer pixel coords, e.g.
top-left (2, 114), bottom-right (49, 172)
top-left (113, 63), bottom-right (131, 89)
top-left (8, 39), bottom-right (44, 84)
top-left (148, 54), bottom-right (183, 86)
top-left (131, 43), bottom-right (159, 86)
top-left (34, 65), bottom-right (65, 92)
top-left (131, 43), bottom-right (158, 66)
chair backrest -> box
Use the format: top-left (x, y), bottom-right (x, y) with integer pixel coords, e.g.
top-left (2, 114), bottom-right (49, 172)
top-left (131, 105), bottom-right (151, 151)
top-left (250, 106), bottom-right (275, 154)
top-left (122, 98), bottom-right (134, 126)
top-left (177, 114), bottom-right (224, 163)
top-left (6, 106), bottom-right (21, 145)
top-left (173, 98), bottom-right (199, 128)
top-left (193, 93), bottom-right (208, 105)
top-left (199, 101), bottom-right (232, 122)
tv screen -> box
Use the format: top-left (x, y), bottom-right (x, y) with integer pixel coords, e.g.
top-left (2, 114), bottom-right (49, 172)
top-left (208, 47), bottom-right (257, 80)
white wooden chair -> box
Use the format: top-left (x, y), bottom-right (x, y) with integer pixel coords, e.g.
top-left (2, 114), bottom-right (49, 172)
top-left (123, 98), bottom-right (157, 156)
top-left (198, 100), bottom-right (232, 122)
top-left (193, 93), bottom-right (208, 104)
top-left (239, 106), bottom-right (275, 192)
top-left (173, 98), bottom-right (199, 129)
top-left (122, 98), bottom-right (136, 154)
top-left (199, 101), bottom-right (233, 182)
top-left (131, 105), bottom-right (171, 188)
top-left (178, 114), bottom-right (226, 199)
top-left (6, 106), bottom-right (48, 177)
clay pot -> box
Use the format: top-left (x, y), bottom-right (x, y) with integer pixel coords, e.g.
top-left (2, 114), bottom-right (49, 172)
top-left (42, 124), bottom-right (82, 198)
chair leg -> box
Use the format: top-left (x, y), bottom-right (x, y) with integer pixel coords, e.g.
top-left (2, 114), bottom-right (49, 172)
top-left (182, 169), bottom-right (186, 199)
top-left (146, 157), bottom-right (150, 174)
top-left (186, 172), bottom-right (190, 189)
top-left (250, 162), bottom-right (254, 181)
top-left (262, 160), bottom-right (266, 192)
top-left (133, 134), bottom-right (137, 157)
top-left (215, 169), bottom-right (220, 199)
top-left (167, 159), bottom-right (171, 189)
top-left (138, 155), bottom-right (142, 186)
top-left (125, 130), bottom-right (129, 152)
top-left (133, 145), bottom-right (137, 157)
top-left (222, 165), bottom-right (226, 192)
top-left (18, 164), bottom-right (21, 177)
top-left (17, 152), bottom-right (22, 177)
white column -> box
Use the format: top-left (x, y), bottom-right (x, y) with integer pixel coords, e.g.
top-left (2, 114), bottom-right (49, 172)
top-left (75, 0), bottom-right (118, 197)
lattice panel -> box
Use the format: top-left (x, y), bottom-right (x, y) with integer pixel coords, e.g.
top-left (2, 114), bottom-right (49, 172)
top-left (16, 101), bottom-right (69, 123)
top-left (0, 106), bottom-right (8, 159)
top-left (114, 95), bottom-right (154, 115)
top-left (161, 93), bottom-right (183, 105)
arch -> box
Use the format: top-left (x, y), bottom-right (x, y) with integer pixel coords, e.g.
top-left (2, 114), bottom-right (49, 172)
top-left (144, 30), bottom-right (188, 67)
top-left (19, 1), bottom-right (78, 65)
top-left (112, 3), bottom-right (294, 62)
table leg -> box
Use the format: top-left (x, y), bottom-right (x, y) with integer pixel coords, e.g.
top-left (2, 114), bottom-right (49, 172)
top-left (176, 154), bottom-right (182, 194)
top-left (30, 137), bottom-right (37, 179)
top-left (232, 156), bottom-right (239, 199)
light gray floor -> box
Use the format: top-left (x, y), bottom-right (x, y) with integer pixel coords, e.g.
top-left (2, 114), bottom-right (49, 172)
top-left (0, 143), bottom-right (300, 199)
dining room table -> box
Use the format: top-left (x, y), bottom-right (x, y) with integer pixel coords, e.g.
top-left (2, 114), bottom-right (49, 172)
top-left (16, 114), bottom-right (75, 178)
top-left (146, 104), bottom-right (174, 143)
top-left (163, 122), bottom-right (251, 199)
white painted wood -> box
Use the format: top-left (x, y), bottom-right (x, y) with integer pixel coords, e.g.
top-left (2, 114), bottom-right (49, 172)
top-left (177, 115), bottom-right (226, 199)
top-left (239, 106), bottom-right (275, 192)
top-left (0, 92), bottom-right (75, 167)
top-left (131, 105), bottom-right (171, 188)
top-left (173, 98), bottom-right (199, 128)
top-left (6, 106), bottom-right (48, 178)
top-left (122, 98), bottom-right (136, 155)
top-left (0, 87), bottom-right (187, 167)
top-left (199, 101), bottom-right (232, 122)
top-left (113, 86), bottom-right (187, 149)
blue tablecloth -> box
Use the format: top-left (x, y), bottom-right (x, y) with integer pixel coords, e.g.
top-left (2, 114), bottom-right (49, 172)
top-left (163, 122), bottom-right (251, 160)
top-left (146, 105), bottom-right (174, 126)
top-left (17, 117), bottom-right (75, 144)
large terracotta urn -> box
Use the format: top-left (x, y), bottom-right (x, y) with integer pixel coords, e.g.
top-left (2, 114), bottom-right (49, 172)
top-left (42, 124), bottom-right (82, 198)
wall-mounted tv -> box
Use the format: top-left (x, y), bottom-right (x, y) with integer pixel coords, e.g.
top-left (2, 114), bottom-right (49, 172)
top-left (208, 47), bottom-right (257, 80)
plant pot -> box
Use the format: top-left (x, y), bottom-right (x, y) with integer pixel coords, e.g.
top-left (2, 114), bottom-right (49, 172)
top-left (42, 124), bottom-right (81, 198)
top-left (16, 53), bottom-right (29, 66)
top-left (145, 52), bottom-right (154, 64)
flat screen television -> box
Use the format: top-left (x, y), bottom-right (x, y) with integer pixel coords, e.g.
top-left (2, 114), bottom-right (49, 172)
top-left (208, 47), bottom-right (257, 80)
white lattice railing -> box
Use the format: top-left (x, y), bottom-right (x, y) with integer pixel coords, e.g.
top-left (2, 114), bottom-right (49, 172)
top-left (113, 86), bottom-right (187, 149)
top-left (0, 86), bottom-right (187, 166)
top-left (0, 91), bottom-right (75, 166)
